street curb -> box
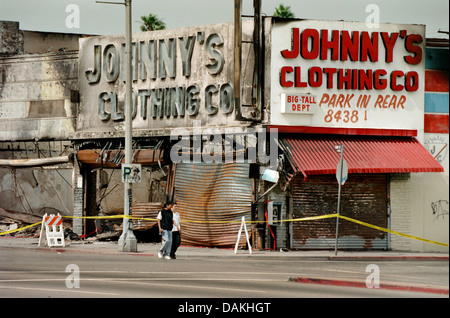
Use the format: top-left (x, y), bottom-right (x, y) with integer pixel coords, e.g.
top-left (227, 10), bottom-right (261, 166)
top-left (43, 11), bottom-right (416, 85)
top-left (33, 247), bottom-right (155, 257)
top-left (289, 277), bottom-right (450, 295)
top-left (329, 255), bottom-right (450, 261)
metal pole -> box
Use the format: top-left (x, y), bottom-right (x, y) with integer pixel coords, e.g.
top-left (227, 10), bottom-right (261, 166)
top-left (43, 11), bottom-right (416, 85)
top-left (334, 146), bottom-right (344, 256)
top-left (118, 0), bottom-right (137, 252)
top-left (234, 0), bottom-right (242, 120)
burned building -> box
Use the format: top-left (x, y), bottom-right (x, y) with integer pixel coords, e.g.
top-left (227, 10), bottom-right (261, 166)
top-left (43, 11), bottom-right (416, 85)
top-left (1, 8), bottom-right (448, 252)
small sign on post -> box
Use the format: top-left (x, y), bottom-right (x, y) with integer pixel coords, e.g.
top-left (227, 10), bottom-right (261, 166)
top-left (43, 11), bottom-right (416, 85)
top-left (121, 163), bottom-right (142, 183)
top-left (334, 144), bottom-right (348, 256)
top-left (336, 159), bottom-right (348, 185)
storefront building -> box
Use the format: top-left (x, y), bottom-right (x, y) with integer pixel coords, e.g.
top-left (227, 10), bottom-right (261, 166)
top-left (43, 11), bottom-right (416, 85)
top-left (72, 20), bottom-right (266, 246)
top-left (1, 15), bottom-right (448, 252)
top-left (265, 18), bottom-right (448, 252)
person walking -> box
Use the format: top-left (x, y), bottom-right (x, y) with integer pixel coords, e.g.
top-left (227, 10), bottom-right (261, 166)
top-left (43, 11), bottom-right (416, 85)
top-left (170, 203), bottom-right (181, 259)
top-left (157, 201), bottom-right (174, 259)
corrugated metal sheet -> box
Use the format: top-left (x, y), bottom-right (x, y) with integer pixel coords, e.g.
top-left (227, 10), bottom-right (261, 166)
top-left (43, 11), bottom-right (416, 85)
top-left (174, 163), bottom-right (252, 247)
top-left (291, 174), bottom-right (388, 250)
top-left (131, 202), bottom-right (162, 231)
top-left (280, 135), bottom-right (443, 178)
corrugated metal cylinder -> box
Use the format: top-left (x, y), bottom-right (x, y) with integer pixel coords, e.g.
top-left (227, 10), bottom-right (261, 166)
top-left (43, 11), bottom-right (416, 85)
top-left (174, 163), bottom-right (252, 247)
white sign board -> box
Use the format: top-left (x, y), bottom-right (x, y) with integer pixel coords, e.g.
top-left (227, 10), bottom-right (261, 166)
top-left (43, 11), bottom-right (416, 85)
top-left (281, 93), bottom-right (317, 114)
top-left (270, 20), bottom-right (426, 136)
top-left (122, 163), bottom-right (142, 183)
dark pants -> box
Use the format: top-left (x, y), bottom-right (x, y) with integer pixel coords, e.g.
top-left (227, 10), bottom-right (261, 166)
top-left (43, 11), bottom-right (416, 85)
top-left (170, 231), bottom-right (181, 258)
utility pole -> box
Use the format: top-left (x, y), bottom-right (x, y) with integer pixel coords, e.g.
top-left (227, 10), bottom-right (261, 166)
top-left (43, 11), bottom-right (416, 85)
top-left (335, 147), bottom-right (343, 256)
top-left (97, 0), bottom-right (137, 252)
top-left (95, 1), bottom-right (137, 252)
top-left (118, 0), bottom-right (137, 252)
top-left (334, 145), bottom-right (348, 256)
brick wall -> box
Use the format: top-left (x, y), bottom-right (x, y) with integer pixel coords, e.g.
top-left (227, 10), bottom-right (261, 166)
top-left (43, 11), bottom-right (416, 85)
top-left (72, 156), bottom-right (84, 236)
top-left (389, 173), bottom-right (412, 251)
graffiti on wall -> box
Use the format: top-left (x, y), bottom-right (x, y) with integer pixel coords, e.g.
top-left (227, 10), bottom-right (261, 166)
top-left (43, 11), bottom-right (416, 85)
top-left (431, 200), bottom-right (449, 220)
top-left (424, 135), bottom-right (449, 168)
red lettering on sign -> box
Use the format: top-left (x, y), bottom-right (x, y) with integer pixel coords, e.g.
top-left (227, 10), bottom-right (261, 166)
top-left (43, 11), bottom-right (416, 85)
top-left (360, 31), bottom-right (379, 62)
top-left (404, 34), bottom-right (423, 65)
top-left (281, 28), bottom-right (299, 59)
top-left (405, 71), bottom-right (419, 91)
top-left (301, 29), bottom-right (320, 60)
top-left (374, 94), bottom-right (406, 109)
top-left (279, 66), bottom-right (420, 92)
top-left (337, 69), bottom-right (352, 89)
top-left (374, 69), bottom-right (387, 90)
top-left (381, 32), bottom-right (399, 63)
top-left (359, 69), bottom-right (373, 90)
top-left (280, 66), bottom-right (293, 87)
top-left (390, 70), bottom-right (404, 91)
top-left (340, 31), bottom-right (360, 61)
top-left (309, 66), bottom-right (323, 87)
top-left (295, 67), bottom-right (307, 87)
top-left (320, 29), bottom-right (340, 60)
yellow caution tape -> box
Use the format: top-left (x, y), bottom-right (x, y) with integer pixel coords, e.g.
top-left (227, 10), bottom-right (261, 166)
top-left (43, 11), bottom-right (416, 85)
top-left (272, 213), bottom-right (339, 223)
top-left (62, 215), bottom-right (133, 220)
top-left (0, 215), bottom-right (155, 237)
top-left (0, 221), bottom-right (43, 236)
top-left (182, 214), bottom-right (339, 224)
top-left (338, 215), bottom-right (450, 248)
top-left (0, 213), bottom-right (448, 247)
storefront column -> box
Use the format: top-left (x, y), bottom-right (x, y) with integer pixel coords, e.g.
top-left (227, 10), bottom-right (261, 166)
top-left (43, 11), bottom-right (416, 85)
top-left (72, 155), bottom-right (84, 236)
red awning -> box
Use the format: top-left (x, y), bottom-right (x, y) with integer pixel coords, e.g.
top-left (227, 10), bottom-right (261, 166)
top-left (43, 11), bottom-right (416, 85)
top-left (280, 135), bottom-right (444, 179)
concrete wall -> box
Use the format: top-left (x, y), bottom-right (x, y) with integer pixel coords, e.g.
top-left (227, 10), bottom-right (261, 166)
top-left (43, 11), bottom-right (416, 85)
top-left (0, 21), bottom-right (78, 221)
top-left (23, 30), bottom-right (88, 54)
top-left (0, 167), bottom-right (73, 217)
top-left (0, 51), bottom-right (78, 141)
top-left (390, 173), bottom-right (449, 252)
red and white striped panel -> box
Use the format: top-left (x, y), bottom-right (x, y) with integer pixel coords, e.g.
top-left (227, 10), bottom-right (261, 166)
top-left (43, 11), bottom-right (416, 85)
top-left (44, 215), bottom-right (62, 226)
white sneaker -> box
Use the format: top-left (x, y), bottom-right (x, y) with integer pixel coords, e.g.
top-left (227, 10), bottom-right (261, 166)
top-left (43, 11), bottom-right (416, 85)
top-left (164, 255), bottom-right (172, 260)
top-left (158, 252), bottom-right (163, 259)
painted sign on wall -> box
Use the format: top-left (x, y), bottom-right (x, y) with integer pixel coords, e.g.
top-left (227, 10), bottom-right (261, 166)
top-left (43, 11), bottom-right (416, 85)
top-left (77, 23), bottom-right (249, 134)
top-left (270, 20), bottom-right (426, 136)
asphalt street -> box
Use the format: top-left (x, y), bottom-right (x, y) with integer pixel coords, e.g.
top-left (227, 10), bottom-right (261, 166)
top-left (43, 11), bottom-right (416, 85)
top-left (0, 247), bottom-right (448, 300)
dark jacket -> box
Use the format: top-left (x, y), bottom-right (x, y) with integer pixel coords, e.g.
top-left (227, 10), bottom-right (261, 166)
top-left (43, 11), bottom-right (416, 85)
top-left (159, 208), bottom-right (173, 231)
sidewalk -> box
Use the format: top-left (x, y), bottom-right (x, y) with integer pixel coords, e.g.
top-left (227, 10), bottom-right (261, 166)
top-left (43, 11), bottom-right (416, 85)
top-left (0, 236), bottom-right (448, 261)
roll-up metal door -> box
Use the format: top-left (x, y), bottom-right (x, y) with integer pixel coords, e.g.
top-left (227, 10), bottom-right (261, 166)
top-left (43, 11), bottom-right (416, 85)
top-left (292, 174), bottom-right (388, 250)
top-left (174, 163), bottom-right (252, 247)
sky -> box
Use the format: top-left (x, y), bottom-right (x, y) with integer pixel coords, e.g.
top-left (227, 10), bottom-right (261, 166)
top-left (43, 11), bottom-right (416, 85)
top-left (0, 0), bottom-right (448, 38)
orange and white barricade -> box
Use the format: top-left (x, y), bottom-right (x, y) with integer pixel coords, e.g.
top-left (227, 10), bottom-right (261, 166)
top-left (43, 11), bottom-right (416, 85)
top-left (38, 213), bottom-right (65, 247)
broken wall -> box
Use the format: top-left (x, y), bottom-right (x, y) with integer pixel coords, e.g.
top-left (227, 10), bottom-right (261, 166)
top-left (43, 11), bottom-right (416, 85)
top-left (0, 22), bottom-right (80, 227)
